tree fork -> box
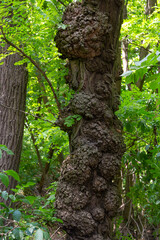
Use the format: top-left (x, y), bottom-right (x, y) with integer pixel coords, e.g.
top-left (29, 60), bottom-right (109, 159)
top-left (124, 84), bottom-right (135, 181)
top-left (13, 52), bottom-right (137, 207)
top-left (55, 0), bottom-right (125, 239)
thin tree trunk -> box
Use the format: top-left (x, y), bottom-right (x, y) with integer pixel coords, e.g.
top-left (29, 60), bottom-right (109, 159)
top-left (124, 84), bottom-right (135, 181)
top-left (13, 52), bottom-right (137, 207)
top-left (122, 39), bottom-right (129, 74)
top-left (145, 0), bottom-right (157, 15)
top-left (123, 166), bottom-right (134, 223)
top-left (55, 1), bottom-right (125, 239)
top-left (38, 144), bottom-right (54, 194)
top-left (0, 45), bottom-right (28, 191)
top-left (136, 0), bottom-right (157, 90)
top-left (122, 1), bottom-right (132, 91)
top-left (122, 2), bottom-right (128, 74)
top-left (136, 45), bottom-right (150, 91)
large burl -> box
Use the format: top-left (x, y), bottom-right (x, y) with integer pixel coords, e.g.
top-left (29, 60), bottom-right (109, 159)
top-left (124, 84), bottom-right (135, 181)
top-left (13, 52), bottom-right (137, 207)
top-left (55, 1), bottom-right (125, 239)
top-left (55, 2), bottom-right (109, 59)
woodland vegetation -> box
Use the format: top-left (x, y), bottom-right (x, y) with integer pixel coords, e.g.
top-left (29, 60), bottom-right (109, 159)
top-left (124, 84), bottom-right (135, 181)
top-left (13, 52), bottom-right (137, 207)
top-left (0, 0), bottom-right (160, 239)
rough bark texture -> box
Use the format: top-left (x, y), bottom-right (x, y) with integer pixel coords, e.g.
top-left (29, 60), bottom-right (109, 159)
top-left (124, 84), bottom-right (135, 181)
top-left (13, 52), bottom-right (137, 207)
top-left (0, 47), bottom-right (28, 191)
top-left (55, 1), bottom-right (125, 239)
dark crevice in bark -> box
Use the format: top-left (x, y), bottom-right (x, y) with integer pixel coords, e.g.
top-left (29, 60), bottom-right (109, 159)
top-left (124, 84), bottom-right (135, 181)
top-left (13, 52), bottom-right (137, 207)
top-left (55, 1), bottom-right (125, 239)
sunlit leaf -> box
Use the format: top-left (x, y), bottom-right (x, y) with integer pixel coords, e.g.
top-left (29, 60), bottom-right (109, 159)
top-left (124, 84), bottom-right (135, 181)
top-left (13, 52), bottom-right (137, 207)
top-left (34, 228), bottom-right (43, 240)
top-left (0, 173), bottom-right (9, 187)
top-left (5, 170), bottom-right (20, 182)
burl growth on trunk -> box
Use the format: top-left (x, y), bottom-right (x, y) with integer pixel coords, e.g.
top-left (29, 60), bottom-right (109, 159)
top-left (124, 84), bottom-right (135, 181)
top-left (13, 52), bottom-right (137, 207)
top-left (55, 1), bottom-right (125, 239)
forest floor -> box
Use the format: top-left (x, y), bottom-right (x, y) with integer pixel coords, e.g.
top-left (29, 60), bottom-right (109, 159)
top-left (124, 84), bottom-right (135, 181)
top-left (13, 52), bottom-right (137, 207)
top-left (48, 227), bottom-right (160, 240)
top-left (48, 226), bottom-right (66, 240)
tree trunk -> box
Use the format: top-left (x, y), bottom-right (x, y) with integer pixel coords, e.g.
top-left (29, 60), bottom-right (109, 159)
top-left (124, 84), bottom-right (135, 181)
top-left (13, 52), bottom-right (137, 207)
top-left (0, 45), bottom-right (28, 191)
top-left (55, 1), bottom-right (125, 239)
top-left (145, 0), bottom-right (157, 15)
top-left (122, 2), bottom-right (132, 91)
top-left (136, 0), bottom-right (157, 90)
top-left (122, 2), bottom-right (128, 74)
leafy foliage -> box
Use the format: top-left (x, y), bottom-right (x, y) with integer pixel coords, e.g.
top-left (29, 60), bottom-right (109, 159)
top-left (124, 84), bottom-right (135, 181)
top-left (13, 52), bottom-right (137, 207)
top-left (118, 0), bottom-right (160, 236)
top-left (0, 170), bottom-right (60, 240)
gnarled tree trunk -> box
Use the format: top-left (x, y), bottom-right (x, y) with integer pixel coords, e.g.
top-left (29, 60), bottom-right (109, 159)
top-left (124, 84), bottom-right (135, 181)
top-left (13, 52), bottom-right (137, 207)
top-left (55, 1), bottom-right (125, 239)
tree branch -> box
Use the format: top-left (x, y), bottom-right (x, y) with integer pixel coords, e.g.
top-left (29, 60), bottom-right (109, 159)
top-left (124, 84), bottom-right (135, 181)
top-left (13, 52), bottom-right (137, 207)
top-left (0, 27), bottom-right (62, 115)
top-left (36, 71), bottom-right (56, 117)
top-left (57, 0), bottom-right (67, 7)
top-left (0, 102), bottom-right (55, 125)
top-left (127, 39), bottom-right (152, 53)
top-left (25, 121), bottom-right (43, 172)
top-left (123, 130), bottom-right (149, 144)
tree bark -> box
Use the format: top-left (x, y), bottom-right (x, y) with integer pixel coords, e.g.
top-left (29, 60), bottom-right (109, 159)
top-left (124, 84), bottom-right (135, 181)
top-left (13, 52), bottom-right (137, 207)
top-left (0, 45), bottom-right (28, 191)
top-left (55, 1), bottom-right (125, 239)
top-left (145, 0), bottom-right (157, 15)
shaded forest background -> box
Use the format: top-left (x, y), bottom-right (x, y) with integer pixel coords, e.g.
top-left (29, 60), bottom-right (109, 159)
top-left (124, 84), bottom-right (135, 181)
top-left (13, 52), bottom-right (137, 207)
top-left (0, 0), bottom-right (160, 239)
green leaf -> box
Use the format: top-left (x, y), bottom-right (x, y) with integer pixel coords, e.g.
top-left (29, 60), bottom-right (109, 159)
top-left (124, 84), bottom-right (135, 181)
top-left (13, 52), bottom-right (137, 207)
top-left (9, 194), bottom-right (16, 201)
top-left (145, 145), bottom-right (150, 151)
top-left (5, 170), bottom-right (20, 182)
top-left (20, 198), bottom-right (31, 205)
top-left (0, 173), bottom-right (9, 187)
top-left (12, 228), bottom-right (20, 240)
top-left (0, 217), bottom-right (4, 227)
top-left (150, 77), bottom-right (160, 91)
top-left (26, 225), bottom-right (36, 236)
top-left (156, 200), bottom-right (160, 205)
top-left (121, 70), bottom-right (133, 77)
top-left (156, 152), bottom-right (160, 157)
top-left (13, 228), bottom-right (24, 240)
top-left (0, 149), bottom-right (2, 159)
top-left (0, 145), bottom-right (14, 155)
top-left (34, 228), bottom-right (43, 240)
top-left (43, 231), bottom-right (51, 240)
top-left (58, 23), bottom-right (67, 30)
top-left (25, 196), bottom-right (37, 204)
top-left (1, 191), bottom-right (8, 200)
top-left (26, 228), bottom-right (33, 236)
top-left (64, 116), bottom-right (75, 127)
top-left (52, 217), bottom-right (63, 223)
top-left (13, 210), bottom-right (21, 222)
top-left (22, 182), bottom-right (36, 188)
top-left (14, 58), bottom-right (29, 66)
top-left (125, 73), bottom-right (134, 84)
top-left (73, 114), bottom-right (82, 121)
top-left (0, 202), bottom-right (9, 209)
